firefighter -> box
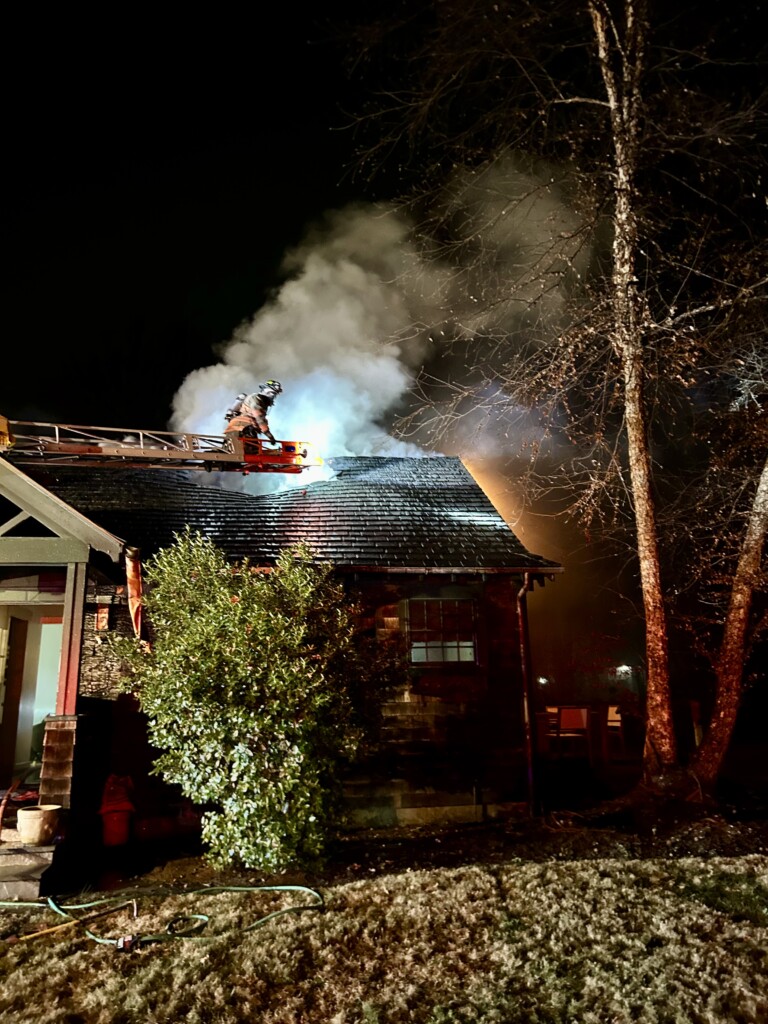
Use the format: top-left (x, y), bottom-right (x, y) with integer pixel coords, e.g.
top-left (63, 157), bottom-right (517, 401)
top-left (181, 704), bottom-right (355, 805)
top-left (224, 380), bottom-right (283, 443)
top-left (224, 393), bottom-right (247, 422)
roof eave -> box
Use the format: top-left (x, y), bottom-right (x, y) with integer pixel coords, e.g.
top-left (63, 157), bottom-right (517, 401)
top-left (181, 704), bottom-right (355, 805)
top-left (331, 565), bottom-right (564, 574)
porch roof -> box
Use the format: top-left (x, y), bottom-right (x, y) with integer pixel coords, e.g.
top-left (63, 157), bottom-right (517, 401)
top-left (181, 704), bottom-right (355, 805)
top-left (0, 459), bottom-right (124, 564)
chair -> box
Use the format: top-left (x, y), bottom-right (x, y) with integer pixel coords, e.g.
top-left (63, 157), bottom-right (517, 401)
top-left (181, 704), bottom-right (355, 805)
top-left (605, 704), bottom-right (626, 758)
top-left (553, 706), bottom-right (593, 763)
top-left (559, 706), bottom-right (589, 731)
top-left (535, 707), bottom-right (559, 754)
top-left (536, 705), bottom-right (594, 762)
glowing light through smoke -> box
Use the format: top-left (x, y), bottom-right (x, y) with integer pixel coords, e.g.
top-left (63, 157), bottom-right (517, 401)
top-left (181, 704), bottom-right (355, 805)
top-left (170, 204), bottom-right (440, 487)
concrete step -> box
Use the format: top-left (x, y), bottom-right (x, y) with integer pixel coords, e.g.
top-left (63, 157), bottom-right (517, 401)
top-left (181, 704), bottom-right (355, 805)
top-left (0, 827), bottom-right (55, 900)
top-left (0, 876), bottom-right (45, 900)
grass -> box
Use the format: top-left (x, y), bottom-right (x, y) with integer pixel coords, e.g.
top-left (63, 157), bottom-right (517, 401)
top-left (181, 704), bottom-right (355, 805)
top-left (1, 852), bottom-right (767, 1023)
top-left (677, 868), bottom-right (768, 926)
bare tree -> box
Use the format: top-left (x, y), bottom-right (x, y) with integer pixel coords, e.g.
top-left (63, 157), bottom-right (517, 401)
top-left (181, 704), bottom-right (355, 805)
top-left (694, 452), bottom-right (767, 785)
top-left (588, 0), bottom-right (676, 774)
top-left (664, 322), bottom-right (768, 786)
top-left (346, 0), bottom-right (767, 791)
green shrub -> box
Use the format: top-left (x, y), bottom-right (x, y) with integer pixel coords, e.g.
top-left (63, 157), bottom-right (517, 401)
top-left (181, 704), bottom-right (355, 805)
top-left (113, 529), bottom-right (405, 871)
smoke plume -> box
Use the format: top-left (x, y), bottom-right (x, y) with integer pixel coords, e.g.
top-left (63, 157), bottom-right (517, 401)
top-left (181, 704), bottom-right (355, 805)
top-left (170, 155), bottom-right (592, 488)
top-left (171, 204), bottom-right (446, 489)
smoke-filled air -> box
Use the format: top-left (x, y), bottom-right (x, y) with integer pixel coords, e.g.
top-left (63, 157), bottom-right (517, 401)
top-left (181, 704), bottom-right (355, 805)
top-left (170, 204), bottom-right (444, 490)
top-left (170, 155), bottom-right (592, 490)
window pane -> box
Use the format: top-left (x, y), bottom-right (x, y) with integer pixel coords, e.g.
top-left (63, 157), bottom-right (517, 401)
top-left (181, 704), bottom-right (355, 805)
top-left (424, 603), bottom-right (442, 629)
top-left (407, 599), bottom-right (476, 663)
top-left (426, 641), bottom-right (443, 655)
top-left (441, 604), bottom-right (462, 631)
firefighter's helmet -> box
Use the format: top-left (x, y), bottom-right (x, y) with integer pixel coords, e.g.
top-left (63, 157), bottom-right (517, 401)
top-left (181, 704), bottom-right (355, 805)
top-left (263, 379), bottom-right (282, 394)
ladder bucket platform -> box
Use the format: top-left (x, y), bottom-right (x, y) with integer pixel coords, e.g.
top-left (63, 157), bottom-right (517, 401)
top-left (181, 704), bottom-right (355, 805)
top-left (0, 418), bottom-right (323, 474)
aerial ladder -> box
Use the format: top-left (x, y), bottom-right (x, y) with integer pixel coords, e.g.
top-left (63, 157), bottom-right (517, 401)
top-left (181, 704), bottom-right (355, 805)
top-left (0, 413), bottom-right (322, 475)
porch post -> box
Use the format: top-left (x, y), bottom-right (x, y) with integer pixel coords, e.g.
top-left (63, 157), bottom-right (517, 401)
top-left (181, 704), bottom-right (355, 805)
top-left (56, 561), bottom-right (87, 716)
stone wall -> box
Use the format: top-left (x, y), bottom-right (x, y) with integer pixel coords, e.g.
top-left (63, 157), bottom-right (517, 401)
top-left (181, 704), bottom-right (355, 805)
top-left (78, 583), bottom-right (135, 700)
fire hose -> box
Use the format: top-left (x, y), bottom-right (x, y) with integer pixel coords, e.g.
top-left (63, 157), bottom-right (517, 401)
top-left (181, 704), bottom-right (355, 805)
top-left (0, 884), bottom-right (324, 951)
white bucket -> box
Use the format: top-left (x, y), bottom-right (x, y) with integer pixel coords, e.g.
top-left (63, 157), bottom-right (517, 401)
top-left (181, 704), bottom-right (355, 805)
top-left (16, 804), bottom-right (61, 846)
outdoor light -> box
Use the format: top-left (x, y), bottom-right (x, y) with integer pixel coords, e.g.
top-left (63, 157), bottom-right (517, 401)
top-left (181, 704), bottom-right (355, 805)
top-left (537, 676), bottom-right (548, 685)
top-left (616, 665), bottom-right (632, 677)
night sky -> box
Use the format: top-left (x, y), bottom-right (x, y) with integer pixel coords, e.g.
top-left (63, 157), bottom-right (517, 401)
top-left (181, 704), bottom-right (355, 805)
top-left (2, 6), bottom-right (367, 428)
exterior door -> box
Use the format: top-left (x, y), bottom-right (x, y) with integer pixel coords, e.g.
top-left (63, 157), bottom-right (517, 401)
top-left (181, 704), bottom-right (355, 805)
top-left (0, 616), bottom-right (28, 786)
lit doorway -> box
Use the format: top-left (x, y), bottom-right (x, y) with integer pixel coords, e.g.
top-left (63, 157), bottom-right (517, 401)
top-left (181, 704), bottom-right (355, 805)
top-left (0, 608), bottom-right (63, 786)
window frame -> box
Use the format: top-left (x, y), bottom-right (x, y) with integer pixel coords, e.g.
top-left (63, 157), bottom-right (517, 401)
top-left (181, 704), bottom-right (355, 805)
top-left (404, 597), bottom-right (478, 666)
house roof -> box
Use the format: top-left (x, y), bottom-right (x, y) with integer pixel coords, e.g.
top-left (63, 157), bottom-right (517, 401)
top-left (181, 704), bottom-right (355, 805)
top-left (24, 456), bottom-right (561, 574)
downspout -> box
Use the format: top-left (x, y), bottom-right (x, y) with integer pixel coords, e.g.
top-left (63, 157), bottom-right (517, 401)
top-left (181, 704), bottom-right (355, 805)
top-left (124, 547), bottom-right (144, 641)
top-left (517, 572), bottom-right (537, 817)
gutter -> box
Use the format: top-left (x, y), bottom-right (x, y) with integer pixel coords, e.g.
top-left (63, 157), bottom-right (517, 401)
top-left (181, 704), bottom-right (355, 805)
top-left (336, 565), bottom-right (562, 575)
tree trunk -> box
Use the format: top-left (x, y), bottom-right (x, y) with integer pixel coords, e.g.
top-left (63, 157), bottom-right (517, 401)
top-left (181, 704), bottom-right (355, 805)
top-left (621, 345), bottom-right (677, 773)
top-left (691, 454), bottom-right (768, 788)
top-left (590, 0), bottom-right (677, 776)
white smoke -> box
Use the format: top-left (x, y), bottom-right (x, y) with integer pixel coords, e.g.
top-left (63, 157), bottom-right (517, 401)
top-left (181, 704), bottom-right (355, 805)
top-left (436, 154), bottom-right (592, 338)
top-left (171, 204), bottom-right (442, 490)
top-left (170, 158), bottom-right (591, 487)
top-left (400, 155), bottom-right (594, 459)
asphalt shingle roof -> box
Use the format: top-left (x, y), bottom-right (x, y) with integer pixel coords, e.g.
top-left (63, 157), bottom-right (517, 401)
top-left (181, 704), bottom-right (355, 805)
top-left (28, 457), bottom-right (560, 572)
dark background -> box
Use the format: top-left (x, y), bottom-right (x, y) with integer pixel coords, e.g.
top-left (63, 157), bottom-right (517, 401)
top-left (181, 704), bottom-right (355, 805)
top-left (2, 6), bottom-right (367, 427)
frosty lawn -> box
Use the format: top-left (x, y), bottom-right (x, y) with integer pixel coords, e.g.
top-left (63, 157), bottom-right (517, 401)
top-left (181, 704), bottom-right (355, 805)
top-left (1, 854), bottom-right (767, 1023)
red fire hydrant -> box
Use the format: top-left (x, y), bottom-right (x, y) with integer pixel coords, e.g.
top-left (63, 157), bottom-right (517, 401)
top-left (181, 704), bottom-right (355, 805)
top-left (99, 774), bottom-right (135, 847)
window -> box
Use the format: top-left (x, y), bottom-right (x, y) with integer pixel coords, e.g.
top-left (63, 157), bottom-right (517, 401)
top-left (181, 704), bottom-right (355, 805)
top-left (406, 599), bottom-right (476, 664)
